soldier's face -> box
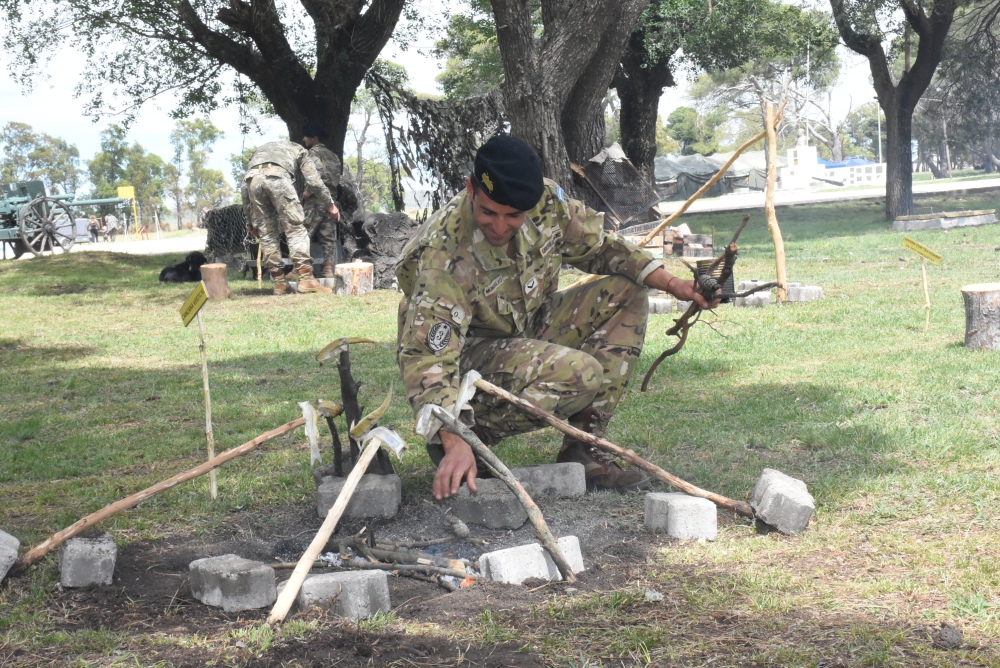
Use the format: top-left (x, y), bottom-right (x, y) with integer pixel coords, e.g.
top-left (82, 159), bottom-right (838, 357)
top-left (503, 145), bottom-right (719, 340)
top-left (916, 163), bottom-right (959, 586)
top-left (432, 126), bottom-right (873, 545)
top-left (466, 178), bottom-right (527, 247)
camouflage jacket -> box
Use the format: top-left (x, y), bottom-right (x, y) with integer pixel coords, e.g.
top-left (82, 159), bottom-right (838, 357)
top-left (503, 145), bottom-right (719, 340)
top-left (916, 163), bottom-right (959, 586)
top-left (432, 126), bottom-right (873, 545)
top-left (395, 179), bottom-right (662, 425)
top-left (307, 144), bottom-right (341, 192)
top-left (246, 141), bottom-right (333, 209)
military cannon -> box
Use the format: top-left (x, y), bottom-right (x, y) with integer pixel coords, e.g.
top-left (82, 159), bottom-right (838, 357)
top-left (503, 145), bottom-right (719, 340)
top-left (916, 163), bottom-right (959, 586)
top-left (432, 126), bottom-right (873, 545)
top-left (1, 181), bottom-right (126, 259)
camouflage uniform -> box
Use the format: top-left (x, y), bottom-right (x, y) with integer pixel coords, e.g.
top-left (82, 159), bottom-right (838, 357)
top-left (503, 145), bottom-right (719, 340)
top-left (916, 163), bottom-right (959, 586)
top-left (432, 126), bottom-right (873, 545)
top-left (302, 143), bottom-right (342, 264)
top-left (396, 180), bottom-right (663, 443)
top-left (241, 141), bottom-right (334, 272)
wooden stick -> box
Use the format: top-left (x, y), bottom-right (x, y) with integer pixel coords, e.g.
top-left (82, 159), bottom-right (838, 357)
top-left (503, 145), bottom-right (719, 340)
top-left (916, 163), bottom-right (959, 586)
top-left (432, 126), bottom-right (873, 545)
top-left (921, 257), bottom-right (930, 332)
top-left (764, 101), bottom-right (788, 302)
top-left (469, 379), bottom-right (754, 518)
top-left (428, 406), bottom-right (577, 583)
top-left (256, 241), bottom-right (263, 290)
top-left (267, 434), bottom-right (384, 625)
top-left (11, 417), bottom-right (307, 575)
top-left (196, 310), bottom-right (218, 500)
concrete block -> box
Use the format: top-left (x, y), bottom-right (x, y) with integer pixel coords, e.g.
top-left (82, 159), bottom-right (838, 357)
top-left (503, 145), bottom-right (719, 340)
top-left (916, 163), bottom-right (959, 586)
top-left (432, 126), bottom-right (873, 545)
top-left (0, 530), bottom-right (20, 582)
top-left (479, 536), bottom-right (585, 584)
top-left (447, 478), bottom-right (527, 529)
top-left (676, 300), bottom-right (692, 312)
top-left (189, 554), bottom-right (276, 611)
top-left (318, 277), bottom-right (336, 289)
top-left (734, 279), bottom-right (772, 307)
top-left (644, 493), bottom-right (717, 540)
top-left (786, 285), bottom-right (824, 302)
top-left (60, 533), bottom-right (116, 587)
top-left (510, 463), bottom-right (586, 498)
top-left (750, 468), bottom-right (814, 535)
top-left (648, 297), bottom-right (674, 314)
top-left (317, 474), bottom-right (401, 519)
top-left (276, 570), bottom-right (390, 620)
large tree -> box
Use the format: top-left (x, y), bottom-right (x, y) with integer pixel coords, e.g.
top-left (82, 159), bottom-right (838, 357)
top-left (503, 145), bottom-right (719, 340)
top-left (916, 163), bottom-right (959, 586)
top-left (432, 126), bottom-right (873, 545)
top-left (89, 124), bottom-right (170, 218)
top-left (0, 0), bottom-right (410, 159)
top-left (0, 122), bottom-right (83, 194)
top-left (489, 0), bottom-right (652, 188)
top-left (829, 0), bottom-right (963, 219)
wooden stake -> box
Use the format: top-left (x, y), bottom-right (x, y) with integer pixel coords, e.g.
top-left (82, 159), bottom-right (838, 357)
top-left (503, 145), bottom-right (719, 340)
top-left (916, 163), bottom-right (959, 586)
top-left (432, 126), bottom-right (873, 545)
top-left (470, 378), bottom-right (754, 518)
top-left (11, 417), bottom-right (306, 575)
top-left (268, 433), bottom-right (387, 625)
top-left (765, 101), bottom-right (789, 302)
top-left (429, 406), bottom-right (577, 583)
top-left (196, 311), bottom-right (217, 500)
top-left (256, 242), bottom-right (263, 290)
top-left (921, 257), bottom-right (930, 332)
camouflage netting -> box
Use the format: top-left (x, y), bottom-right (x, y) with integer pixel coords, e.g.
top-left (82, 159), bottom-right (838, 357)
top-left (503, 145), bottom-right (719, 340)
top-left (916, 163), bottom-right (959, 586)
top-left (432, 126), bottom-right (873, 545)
top-left (204, 205), bottom-right (251, 262)
top-left (365, 69), bottom-right (508, 218)
top-left (349, 212), bottom-right (420, 290)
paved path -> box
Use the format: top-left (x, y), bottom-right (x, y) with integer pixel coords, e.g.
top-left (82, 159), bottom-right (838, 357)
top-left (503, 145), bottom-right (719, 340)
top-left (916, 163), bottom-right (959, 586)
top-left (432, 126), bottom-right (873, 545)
top-left (73, 231), bottom-right (208, 256)
top-left (655, 177), bottom-right (1000, 216)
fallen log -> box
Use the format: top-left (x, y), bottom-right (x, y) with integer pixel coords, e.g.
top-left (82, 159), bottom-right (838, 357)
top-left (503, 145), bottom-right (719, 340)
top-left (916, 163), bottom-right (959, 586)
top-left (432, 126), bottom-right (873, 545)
top-left (11, 416), bottom-right (311, 576)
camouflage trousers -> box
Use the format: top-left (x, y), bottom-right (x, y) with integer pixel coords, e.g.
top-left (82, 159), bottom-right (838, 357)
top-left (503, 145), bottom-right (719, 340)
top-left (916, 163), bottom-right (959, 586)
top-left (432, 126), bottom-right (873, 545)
top-left (303, 198), bottom-right (338, 264)
top-left (460, 274), bottom-right (648, 441)
top-left (242, 166), bottom-right (311, 271)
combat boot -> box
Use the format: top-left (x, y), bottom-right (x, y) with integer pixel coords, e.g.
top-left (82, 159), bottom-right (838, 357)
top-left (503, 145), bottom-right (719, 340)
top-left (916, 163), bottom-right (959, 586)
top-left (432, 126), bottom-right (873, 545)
top-left (284, 267), bottom-right (300, 280)
top-left (321, 261), bottom-right (335, 278)
top-left (270, 268), bottom-right (289, 295)
top-left (556, 406), bottom-right (650, 492)
top-left (296, 266), bottom-right (333, 294)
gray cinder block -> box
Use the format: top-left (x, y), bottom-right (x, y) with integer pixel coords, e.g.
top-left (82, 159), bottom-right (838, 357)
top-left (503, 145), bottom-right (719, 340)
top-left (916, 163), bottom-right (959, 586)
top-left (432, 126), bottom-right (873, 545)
top-left (317, 474), bottom-right (401, 519)
top-left (0, 530), bottom-right (20, 582)
top-left (479, 536), bottom-right (585, 584)
top-left (510, 463), bottom-right (586, 498)
top-left (447, 478), bottom-right (527, 529)
top-left (189, 554), bottom-right (276, 611)
top-left (644, 492), bottom-right (717, 540)
top-left (786, 285), bottom-right (824, 302)
top-left (735, 280), bottom-right (773, 307)
top-left (276, 570), bottom-right (390, 620)
top-left (648, 297), bottom-right (674, 314)
top-left (60, 533), bottom-right (116, 587)
top-left (676, 300), bottom-right (692, 312)
top-left (750, 468), bottom-right (815, 535)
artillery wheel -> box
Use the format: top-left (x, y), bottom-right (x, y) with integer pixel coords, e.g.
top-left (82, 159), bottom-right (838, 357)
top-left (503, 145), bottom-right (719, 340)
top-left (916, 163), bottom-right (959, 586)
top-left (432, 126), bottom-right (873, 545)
top-left (19, 197), bottom-right (76, 257)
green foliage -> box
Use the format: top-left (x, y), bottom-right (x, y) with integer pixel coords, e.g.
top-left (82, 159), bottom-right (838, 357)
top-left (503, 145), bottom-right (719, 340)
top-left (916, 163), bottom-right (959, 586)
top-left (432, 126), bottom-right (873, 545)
top-left (433, 0), bottom-right (502, 99)
top-left (88, 124), bottom-right (170, 219)
top-left (842, 102), bottom-right (885, 161)
top-left (666, 106), bottom-right (725, 155)
top-left (0, 121), bottom-right (83, 194)
top-left (169, 118), bottom-right (231, 220)
top-left (344, 156), bottom-right (394, 213)
top-left (229, 147), bottom-right (256, 191)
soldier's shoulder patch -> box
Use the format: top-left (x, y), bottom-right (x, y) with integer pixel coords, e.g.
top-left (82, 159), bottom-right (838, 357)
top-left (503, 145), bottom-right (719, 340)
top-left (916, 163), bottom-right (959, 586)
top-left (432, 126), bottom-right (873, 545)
top-left (427, 322), bottom-right (453, 353)
top-left (556, 186), bottom-right (566, 202)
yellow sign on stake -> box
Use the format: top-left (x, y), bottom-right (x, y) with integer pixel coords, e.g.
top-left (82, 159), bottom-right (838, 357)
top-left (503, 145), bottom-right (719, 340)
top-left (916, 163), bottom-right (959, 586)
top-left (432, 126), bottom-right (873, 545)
top-left (180, 282), bottom-right (209, 327)
top-left (902, 237), bottom-right (942, 265)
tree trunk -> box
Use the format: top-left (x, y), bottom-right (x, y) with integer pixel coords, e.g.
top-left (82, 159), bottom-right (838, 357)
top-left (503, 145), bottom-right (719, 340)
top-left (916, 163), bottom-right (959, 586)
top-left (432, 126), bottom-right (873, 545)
top-left (883, 103), bottom-right (915, 219)
top-left (940, 118), bottom-right (952, 178)
top-left (614, 30), bottom-right (676, 184)
top-left (961, 283), bottom-right (1000, 350)
top-left (201, 263), bottom-right (230, 299)
top-left (491, 0), bottom-right (651, 192)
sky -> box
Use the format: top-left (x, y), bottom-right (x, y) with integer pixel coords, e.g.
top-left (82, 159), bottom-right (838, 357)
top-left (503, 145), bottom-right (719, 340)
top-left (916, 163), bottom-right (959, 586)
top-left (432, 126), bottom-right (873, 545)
top-left (0, 26), bottom-right (876, 195)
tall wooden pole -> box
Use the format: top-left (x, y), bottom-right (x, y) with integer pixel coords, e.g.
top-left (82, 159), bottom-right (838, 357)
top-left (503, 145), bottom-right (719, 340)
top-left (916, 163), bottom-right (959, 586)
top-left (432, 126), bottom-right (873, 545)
top-left (765, 102), bottom-right (789, 302)
top-left (196, 311), bottom-right (217, 499)
top-left (921, 258), bottom-right (930, 332)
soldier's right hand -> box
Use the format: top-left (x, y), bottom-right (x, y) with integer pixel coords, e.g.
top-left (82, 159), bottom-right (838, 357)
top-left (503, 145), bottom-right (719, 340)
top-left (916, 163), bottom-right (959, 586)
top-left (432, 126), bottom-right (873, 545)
top-left (434, 432), bottom-right (478, 499)
top-left (327, 203), bottom-right (340, 221)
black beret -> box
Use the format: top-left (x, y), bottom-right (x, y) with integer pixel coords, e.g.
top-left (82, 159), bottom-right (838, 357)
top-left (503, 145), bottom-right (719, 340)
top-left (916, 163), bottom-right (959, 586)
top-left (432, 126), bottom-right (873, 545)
top-left (473, 135), bottom-right (544, 211)
top-left (302, 121), bottom-right (327, 139)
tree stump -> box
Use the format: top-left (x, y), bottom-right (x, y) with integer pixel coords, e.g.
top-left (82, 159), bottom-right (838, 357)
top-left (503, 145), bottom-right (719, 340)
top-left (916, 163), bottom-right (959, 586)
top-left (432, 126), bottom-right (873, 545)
top-left (201, 263), bottom-right (230, 299)
top-left (961, 283), bottom-right (1000, 350)
top-left (334, 261), bottom-right (374, 295)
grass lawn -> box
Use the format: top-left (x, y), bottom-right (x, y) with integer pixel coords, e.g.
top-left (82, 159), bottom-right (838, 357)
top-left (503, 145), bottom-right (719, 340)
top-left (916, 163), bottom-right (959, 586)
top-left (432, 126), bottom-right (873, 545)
top-left (1, 187), bottom-right (999, 666)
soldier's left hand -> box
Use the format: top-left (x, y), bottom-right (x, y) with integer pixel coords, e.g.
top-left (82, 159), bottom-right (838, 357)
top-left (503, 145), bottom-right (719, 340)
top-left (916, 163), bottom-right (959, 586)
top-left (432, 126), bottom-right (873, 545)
top-left (669, 278), bottom-right (720, 310)
top-left (327, 203), bottom-right (340, 221)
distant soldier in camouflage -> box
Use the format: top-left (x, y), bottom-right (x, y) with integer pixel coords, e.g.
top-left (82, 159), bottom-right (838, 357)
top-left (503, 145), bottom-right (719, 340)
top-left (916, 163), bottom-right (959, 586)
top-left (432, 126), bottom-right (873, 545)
top-left (242, 140), bottom-right (340, 294)
top-left (301, 122), bottom-right (343, 279)
top-left (396, 135), bottom-right (717, 500)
